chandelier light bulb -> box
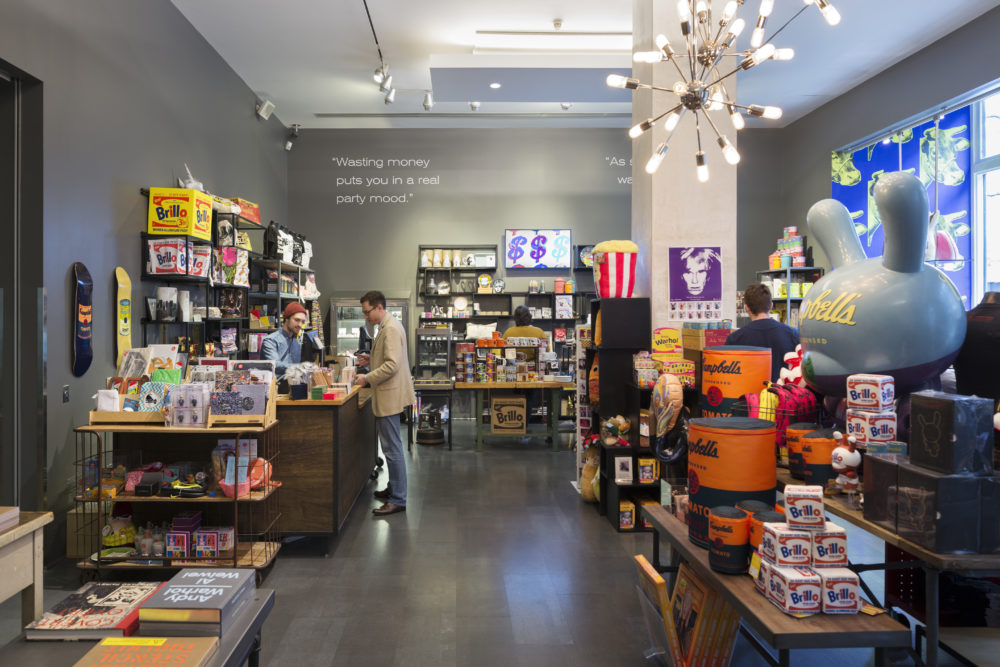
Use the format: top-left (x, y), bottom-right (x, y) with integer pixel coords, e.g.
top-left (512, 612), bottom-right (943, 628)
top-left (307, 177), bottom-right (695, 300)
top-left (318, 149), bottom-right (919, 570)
top-left (725, 18), bottom-right (746, 45)
top-left (696, 152), bottom-right (709, 182)
top-left (676, 0), bottom-right (692, 22)
top-left (708, 87), bottom-right (725, 111)
top-left (718, 137), bottom-right (741, 165)
top-left (629, 119), bottom-right (654, 139)
top-left (606, 74), bottom-right (639, 89)
top-left (664, 111), bottom-right (682, 131)
top-left (646, 143), bottom-right (669, 174)
top-left (695, 1), bottom-right (708, 18)
top-left (672, 81), bottom-right (688, 95)
top-left (655, 34), bottom-right (670, 50)
top-left (803, 0), bottom-right (815, 4)
top-left (729, 106), bottom-right (745, 130)
top-left (762, 105), bottom-right (783, 119)
top-left (760, 0), bottom-right (775, 16)
top-left (818, 1), bottom-right (842, 26)
top-left (748, 43), bottom-right (776, 67)
top-left (750, 15), bottom-right (767, 48)
top-left (722, 1), bottom-right (738, 22)
top-left (633, 50), bottom-right (662, 64)
top-left (773, 48), bottom-right (795, 61)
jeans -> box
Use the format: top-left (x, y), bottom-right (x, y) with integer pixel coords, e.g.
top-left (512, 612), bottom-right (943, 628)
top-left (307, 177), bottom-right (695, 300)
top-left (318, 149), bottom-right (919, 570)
top-left (376, 412), bottom-right (406, 506)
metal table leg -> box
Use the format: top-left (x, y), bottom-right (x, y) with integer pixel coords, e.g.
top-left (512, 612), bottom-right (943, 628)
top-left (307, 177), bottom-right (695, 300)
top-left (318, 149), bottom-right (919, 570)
top-left (448, 392), bottom-right (453, 450)
top-left (549, 387), bottom-right (559, 452)
top-left (652, 527), bottom-right (661, 569)
top-left (924, 563), bottom-right (940, 667)
top-left (475, 389), bottom-right (484, 451)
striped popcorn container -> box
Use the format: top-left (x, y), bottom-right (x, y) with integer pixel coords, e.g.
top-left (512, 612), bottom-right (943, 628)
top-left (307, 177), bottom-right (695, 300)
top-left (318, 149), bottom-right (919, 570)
top-left (592, 240), bottom-right (639, 298)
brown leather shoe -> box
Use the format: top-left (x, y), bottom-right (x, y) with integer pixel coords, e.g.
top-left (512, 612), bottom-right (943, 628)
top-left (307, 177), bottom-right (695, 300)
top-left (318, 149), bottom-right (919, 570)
top-left (373, 502), bottom-right (406, 516)
top-left (373, 487), bottom-right (391, 501)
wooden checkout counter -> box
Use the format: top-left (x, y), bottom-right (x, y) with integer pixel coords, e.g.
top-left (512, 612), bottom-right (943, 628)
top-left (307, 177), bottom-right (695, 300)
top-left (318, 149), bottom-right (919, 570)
top-left (275, 386), bottom-right (377, 539)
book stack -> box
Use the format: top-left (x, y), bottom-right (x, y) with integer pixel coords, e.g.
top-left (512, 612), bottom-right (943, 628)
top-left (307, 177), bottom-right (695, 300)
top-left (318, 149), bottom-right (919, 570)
top-left (24, 582), bottom-right (165, 640)
top-left (0, 506), bottom-right (19, 532)
top-left (137, 568), bottom-right (257, 637)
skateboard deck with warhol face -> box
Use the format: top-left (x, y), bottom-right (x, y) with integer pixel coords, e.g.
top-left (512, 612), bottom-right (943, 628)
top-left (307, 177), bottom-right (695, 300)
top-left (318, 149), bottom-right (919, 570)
top-left (72, 262), bottom-right (94, 377)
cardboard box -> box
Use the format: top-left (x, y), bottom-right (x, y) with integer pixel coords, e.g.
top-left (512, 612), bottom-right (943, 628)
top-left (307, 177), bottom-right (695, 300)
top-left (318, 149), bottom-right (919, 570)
top-left (491, 395), bottom-right (526, 434)
top-left (909, 390), bottom-right (994, 476)
top-left (231, 197), bottom-right (261, 225)
top-left (863, 453), bottom-right (907, 533)
top-left (846, 408), bottom-right (896, 443)
top-left (147, 188), bottom-right (212, 240)
top-left (681, 327), bottom-right (730, 351)
top-left (66, 505), bottom-right (100, 559)
top-left (845, 374), bottom-right (894, 412)
top-left (819, 568), bottom-right (861, 614)
top-left (896, 463), bottom-right (980, 554)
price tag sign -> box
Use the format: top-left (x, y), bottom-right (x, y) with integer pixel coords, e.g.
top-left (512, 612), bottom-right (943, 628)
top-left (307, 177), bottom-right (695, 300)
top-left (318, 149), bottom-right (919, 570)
top-left (748, 551), bottom-right (763, 580)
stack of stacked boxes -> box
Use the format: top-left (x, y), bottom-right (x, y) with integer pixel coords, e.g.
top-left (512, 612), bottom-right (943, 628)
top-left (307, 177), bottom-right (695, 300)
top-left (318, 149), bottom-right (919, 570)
top-left (845, 374), bottom-right (897, 451)
top-left (865, 389), bottom-right (995, 554)
top-left (755, 485), bottom-right (860, 616)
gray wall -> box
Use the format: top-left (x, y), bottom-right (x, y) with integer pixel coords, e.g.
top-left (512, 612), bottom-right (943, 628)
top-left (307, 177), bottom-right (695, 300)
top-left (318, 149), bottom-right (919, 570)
top-left (288, 128), bottom-right (631, 318)
top-left (736, 129), bottom-right (787, 288)
top-left (753, 6), bottom-right (1000, 272)
top-left (0, 0), bottom-right (288, 557)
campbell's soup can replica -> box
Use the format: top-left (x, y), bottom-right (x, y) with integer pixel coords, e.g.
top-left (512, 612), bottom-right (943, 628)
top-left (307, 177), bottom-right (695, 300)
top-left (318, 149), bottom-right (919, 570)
top-left (800, 428), bottom-right (839, 488)
top-left (750, 510), bottom-right (785, 549)
top-left (736, 499), bottom-right (772, 518)
top-left (708, 506), bottom-right (750, 574)
top-left (784, 485), bottom-right (826, 530)
top-left (819, 568), bottom-right (861, 613)
top-left (147, 188), bottom-right (213, 241)
top-left (812, 522), bottom-right (849, 568)
top-left (699, 346), bottom-right (771, 418)
top-left (786, 423), bottom-right (821, 480)
top-left (687, 417), bottom-right (776, 547)
top-left (769, 566), bottom-right (821, 615)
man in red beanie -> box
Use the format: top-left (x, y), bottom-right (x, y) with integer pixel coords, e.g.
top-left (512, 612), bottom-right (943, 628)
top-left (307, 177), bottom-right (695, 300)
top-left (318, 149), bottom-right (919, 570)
top-left (261, 301), bottom-right (309, 378)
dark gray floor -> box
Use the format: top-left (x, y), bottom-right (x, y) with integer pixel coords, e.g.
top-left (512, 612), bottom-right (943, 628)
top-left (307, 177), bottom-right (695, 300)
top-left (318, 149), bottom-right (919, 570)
top-left (0, 420), bottom-right (971, 665)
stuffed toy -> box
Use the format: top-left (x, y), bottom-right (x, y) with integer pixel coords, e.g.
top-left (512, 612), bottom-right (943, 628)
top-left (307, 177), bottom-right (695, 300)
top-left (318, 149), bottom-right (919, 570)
top-left (831, 430), bottom-right (862, 491)
top-left (579, 442), bottom-right (600, 503)
top-left (101, 514), bottom-right (136, 548)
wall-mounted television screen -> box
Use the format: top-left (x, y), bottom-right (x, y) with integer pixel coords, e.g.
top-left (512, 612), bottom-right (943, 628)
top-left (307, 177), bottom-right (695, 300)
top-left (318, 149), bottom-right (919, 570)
top-left (504, 229), bottom-right (573, 269)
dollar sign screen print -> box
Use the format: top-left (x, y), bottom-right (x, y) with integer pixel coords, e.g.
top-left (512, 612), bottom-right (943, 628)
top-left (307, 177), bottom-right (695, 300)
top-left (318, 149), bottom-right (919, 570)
top-left (504, 229), bottom-right (572, 269)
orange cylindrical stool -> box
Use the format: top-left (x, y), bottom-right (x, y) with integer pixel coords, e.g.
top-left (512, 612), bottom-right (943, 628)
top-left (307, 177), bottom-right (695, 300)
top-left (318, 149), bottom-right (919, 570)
top-left (786, 422), bottom-right (821, 480)
top-left (687, 417), bottom-right (777, 548)
top-left (709, 506), bottom-right (751, 574)
top-left (749, 510), bottom-right (786, 549)
top-left (700, 346), bottom-right (771, 418)
top-left (801, 427), bottom-right (839, 489)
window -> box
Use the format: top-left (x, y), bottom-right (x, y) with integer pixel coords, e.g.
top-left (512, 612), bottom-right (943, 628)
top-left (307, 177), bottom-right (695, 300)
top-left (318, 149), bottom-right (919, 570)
top-left (973, 91), bottom-right (1000, 299)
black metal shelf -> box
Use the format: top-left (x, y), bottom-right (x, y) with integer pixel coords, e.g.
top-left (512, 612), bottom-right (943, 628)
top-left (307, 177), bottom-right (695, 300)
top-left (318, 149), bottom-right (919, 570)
top-left (141, 318), bottom-right (204, 326)
top-left (419, 315), bottom-right (510, 321)
top-left (418, 266), bottom-right (498, 272)
top-left (140, 273), bottom-right (208, 284)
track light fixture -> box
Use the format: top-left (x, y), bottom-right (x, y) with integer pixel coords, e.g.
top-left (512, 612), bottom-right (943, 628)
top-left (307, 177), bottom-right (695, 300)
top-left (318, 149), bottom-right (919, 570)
top-left (373, 65), bottom-right (388, 85)
top-left (423, 91), bottom-right (434, 111)
top-left (614, 0), bottom-right (841, 180)
top-left (384, 88), bottom-right (396, 104)
top-left (379, 74), bottom-right (393, 94)
top-left (560, 103), bottom-right (573, 111)
top-left (284, 124), bottom-right (300, 152)
top-left (469, 101), bottom-right (481, 111)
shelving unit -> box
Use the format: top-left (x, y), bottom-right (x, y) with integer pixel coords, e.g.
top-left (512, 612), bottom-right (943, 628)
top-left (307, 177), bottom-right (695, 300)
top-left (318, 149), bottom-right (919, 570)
top-left (755, 266), bottom-right (824, 327)
top-left (72, 421), bottom-right (280, 582)
top-left (584, 297), bottom-right (657, 532)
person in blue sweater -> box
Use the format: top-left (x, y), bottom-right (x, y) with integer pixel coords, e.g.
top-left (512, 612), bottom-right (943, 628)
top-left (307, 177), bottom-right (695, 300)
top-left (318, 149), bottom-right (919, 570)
top-left (725, 283), bottom-right (799, 382)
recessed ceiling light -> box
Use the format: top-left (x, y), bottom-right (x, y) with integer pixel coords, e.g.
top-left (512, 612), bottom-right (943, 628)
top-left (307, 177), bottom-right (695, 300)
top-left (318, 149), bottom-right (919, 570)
top-left (489, 82), bottom-right (501, 89)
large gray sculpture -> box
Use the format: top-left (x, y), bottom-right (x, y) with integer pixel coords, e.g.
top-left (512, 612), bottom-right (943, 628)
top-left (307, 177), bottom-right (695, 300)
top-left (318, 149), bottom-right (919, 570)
top-left (800, 171), bottom-right (966, 397)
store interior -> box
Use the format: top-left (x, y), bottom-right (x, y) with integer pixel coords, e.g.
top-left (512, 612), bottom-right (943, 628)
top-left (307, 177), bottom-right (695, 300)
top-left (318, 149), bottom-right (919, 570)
top-left (2, 0), bottom-right (1000, 665)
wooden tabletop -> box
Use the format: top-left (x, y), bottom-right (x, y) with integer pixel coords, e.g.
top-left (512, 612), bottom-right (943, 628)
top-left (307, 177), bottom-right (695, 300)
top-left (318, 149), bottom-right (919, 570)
top-left (454, 381), bottom-right (575, 389)
top-left (76, 423), bottom-right (273, 434)
top-left (642, 504), bottom-right (911, 651)
top-left (0, 511), bottom-right (53, 549)
top-left (276, 385), bottom-right (361, 406)
top-left (776, 469), bottom-right (1000, 572)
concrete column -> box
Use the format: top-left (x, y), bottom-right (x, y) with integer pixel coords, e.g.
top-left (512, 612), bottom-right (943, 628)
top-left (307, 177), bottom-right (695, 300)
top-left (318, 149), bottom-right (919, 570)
top-left (631, 0), bottom-right (739, 332)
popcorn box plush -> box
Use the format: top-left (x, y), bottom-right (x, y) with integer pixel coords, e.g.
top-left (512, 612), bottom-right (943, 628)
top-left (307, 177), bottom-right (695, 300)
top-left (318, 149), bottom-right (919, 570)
top-left (147, 188), bottom-right (212, 240)
top-left (768, 566), bottom-right (821, 615)
top-left (845, 374), bottom-right (895, 412)
top-left (819, 567), bottom-right (861, 614)
top-left (784, 485), bottom-right (825, 530)
top-left (811, 522), bottom-right (848, 568)
top-left (846, 408), bottom-right (897, 443)
top-left (771, 524), bottom-right (813, 567)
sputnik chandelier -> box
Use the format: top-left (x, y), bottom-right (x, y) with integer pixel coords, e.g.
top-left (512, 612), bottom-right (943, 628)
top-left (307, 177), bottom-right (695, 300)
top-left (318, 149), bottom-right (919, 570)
top-left (608, 0), bottom-right (841, 180)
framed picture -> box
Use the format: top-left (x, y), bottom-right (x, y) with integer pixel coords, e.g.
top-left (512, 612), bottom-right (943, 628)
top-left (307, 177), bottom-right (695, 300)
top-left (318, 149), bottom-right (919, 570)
top-left (615, 456), bottom-right (634, 485)
top-left (504, 229), bottom-right (572, 269)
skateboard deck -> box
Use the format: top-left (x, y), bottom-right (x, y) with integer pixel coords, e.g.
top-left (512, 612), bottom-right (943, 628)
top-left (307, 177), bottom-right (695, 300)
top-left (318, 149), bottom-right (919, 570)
top-left (115, 266), bottom-right (132, 366)
top-left (72, 262), bottom-right (94, 377)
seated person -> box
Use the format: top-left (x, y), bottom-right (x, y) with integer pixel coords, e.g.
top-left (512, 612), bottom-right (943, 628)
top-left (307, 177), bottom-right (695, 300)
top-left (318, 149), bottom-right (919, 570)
top-left (725, 283), bottom-right (799, 382)
top-left (503, 305), bottom-right (546, 346)
top-left (260, 302), bottom-right (308, 379)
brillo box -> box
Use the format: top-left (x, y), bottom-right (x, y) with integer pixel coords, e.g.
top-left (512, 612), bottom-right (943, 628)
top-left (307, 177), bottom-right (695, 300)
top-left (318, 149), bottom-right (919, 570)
top-left (846, 408), bottom-right (896, 443)
top-left (811, 522), bottom-right (848, 568)
top-left (845, 374), bottom-right (894, 412)
top-left (769, 566), bottom-right (821, 615)
top-left (784, 485), bottom-right (825, 530)
top-left (819, 567), bottom-right (861, 614)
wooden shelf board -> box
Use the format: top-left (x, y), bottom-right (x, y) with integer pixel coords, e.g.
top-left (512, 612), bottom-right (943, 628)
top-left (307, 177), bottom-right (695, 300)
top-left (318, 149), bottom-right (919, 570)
top-left (76, 541), bottom-right (280, 570)
top-left (75, 485), bottom-right (278, 504)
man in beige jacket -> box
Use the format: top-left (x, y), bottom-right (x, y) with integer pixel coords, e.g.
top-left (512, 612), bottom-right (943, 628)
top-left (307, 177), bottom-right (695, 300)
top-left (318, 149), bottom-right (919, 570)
top-left (354, 290), bottom-right (415, 516)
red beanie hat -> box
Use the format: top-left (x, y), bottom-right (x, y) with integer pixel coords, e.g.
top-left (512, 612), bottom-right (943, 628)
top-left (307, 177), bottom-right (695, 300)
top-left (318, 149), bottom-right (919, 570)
top-left (283, 301), bottom-right (308, 319)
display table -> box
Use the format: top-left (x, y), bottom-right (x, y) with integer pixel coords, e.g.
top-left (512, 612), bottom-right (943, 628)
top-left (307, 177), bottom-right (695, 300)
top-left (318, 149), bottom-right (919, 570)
top-left (276, 387), bottom-right (376, 540)
top-left (0, 511), bottom-right (53, 627)
top-left (454, 381), bottom-right (574, 451)
top-left (641, 504), bottom-right (910, 667)
top-left (776, 469), bottom-right (1000, 667)
top-left (0, 589), bottom-right (275, 667)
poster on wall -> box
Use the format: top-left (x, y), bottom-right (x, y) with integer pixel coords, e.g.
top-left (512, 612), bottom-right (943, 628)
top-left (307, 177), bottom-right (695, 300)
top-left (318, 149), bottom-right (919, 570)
top-left (668, 247), bottom-right (723, 320)
top-left (504, 229), bottom-right (573, 269)
top-left (831, 106), bottom-right (972, 307)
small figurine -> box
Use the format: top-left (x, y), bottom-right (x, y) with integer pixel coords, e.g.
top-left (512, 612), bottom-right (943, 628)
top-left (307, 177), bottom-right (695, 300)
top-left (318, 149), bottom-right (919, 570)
top-left (831, 430), bottom-right (862, 491)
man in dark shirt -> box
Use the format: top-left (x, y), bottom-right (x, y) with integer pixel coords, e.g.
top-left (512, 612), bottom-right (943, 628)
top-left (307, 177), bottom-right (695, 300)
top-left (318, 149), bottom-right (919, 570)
top-left (725, 283), bottom-right (799, 382)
